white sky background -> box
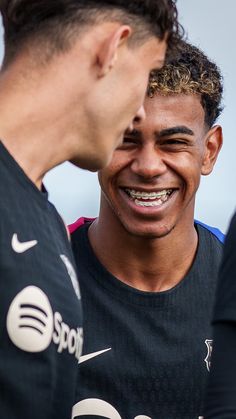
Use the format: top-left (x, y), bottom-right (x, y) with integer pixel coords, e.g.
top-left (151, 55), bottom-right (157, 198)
top-left (0, 1), bottom-right (235, 232)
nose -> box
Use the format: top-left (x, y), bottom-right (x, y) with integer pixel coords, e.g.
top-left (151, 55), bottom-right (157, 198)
top-left (135, 105), bottom-right (146, 123)
top-left (131, 145), bottom-right (167, 179)
top-left (127, 105), bottom-right (146, 132)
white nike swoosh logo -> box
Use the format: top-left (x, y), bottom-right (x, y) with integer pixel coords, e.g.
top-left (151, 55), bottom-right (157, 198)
top-left (79, 348), bottom-right (111, 364)
top-left (11, 233), bottom-right (38, 253)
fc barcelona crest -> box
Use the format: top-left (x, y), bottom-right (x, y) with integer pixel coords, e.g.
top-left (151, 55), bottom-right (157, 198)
top-left (204, 339), bottom-right (213, 372)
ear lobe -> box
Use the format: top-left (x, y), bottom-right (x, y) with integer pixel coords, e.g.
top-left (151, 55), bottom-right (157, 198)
top-left (201, 125), bottom-right (223, 175)
top-left (96, 25), bottom-right (132, 78)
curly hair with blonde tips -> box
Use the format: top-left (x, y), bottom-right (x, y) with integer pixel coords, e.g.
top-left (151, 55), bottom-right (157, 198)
top-left (148, 41), bottom-right (223, 127)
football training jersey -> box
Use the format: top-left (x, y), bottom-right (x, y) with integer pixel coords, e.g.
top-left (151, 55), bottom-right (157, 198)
top-left (0, 141), bottom-right (83, 419)
top-left (71, 218), bottom-right (223, 419)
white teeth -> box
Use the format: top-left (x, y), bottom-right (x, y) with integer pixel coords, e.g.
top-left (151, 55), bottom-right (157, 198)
top-left (134, 199), bottom-right (163, 207)
top-left (126, 188), bottom-right (172, 199)
top-left (124, 188), bottom-right (173, 208)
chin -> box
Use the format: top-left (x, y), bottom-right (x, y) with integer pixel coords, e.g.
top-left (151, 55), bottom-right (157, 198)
top-left (123, 222), bottom-right (174, 239)
top-left (69, 153), bottom-right (109, 172)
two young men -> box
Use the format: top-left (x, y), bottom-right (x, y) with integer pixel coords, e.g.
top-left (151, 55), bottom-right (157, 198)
top-left (70, 41), bottom-right (224, 418)
top-left (0, 1), bottom-right (181, 418)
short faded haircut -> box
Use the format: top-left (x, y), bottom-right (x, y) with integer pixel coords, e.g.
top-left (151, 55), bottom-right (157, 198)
top-left (148, 41), bottom-right (223, 127)
top-left (0, 0), bottom-right (183, 68)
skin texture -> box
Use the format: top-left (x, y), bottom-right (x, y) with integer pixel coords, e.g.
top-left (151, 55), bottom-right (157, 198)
top-left (89, 93), bottom-right (222, 291)
top-left (0, 22), bottom-right (166, 189)
top-left (69, 28), bottom-right (167, 171)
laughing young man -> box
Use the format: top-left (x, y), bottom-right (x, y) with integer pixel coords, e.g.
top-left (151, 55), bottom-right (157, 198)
top-left (70, 41), bottom-right (224, 419)
top-left (0, 1), bottom-right (182, 418)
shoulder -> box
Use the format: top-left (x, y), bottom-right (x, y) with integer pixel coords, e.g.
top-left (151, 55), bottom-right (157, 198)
top-left (68, 217), bottom-right (95, 235)
top-left (68, 217), bottom-right (95, 254)
top-left (195, 219), bottom-right (225, 244)
top-left (224, 212), bottom-right (236, 246)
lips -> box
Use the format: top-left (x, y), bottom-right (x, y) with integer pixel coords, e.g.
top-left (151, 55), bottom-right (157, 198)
top-left (124, 188), bottom-right (174, 207)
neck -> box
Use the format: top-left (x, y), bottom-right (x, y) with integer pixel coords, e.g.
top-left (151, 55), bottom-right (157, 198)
top-left (89, 209), bottom-right (198, 292)
top-left (0, 111), bottom-right (70, 189)
top-left (0, 58), bottom-right (84, 189)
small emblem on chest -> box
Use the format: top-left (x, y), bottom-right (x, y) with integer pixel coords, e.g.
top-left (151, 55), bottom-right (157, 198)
top-left (204, 339), bottom-right (213, 372)
top-left (11, 233), bottom-right (38, 253)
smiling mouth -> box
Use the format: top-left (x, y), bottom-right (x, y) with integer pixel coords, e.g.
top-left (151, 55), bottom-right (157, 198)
top-left (124, 188), bottom-right (174, 207)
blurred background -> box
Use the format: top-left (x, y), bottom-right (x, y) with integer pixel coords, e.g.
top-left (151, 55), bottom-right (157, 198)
top-left (0, 0), bottom-right (235, 232)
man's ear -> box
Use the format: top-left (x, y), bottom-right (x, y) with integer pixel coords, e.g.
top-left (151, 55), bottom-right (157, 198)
top-left (201, 125), bottom-right (223, 175)
top-left (96, 25), bottom-right (132, 77)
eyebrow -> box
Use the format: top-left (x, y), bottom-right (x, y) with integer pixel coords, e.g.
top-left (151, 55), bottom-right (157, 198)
top-left (126, 125), bottom-right (194, 140)
top-left (159, 126), bottom-right (194, 137)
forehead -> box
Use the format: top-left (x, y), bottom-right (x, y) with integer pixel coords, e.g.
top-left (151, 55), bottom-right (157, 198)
top-left (138, 93), bottom-right (205, 133)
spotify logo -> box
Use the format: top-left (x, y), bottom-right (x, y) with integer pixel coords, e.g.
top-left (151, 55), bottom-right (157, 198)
top-left (7, 286), bottom-right (54, 352)
top-left (72, 398), bottom-right (152, 419)
top-left (72, 399), bottom-right (203, 419)
top-left (6, 286), bottom-right (83, 358)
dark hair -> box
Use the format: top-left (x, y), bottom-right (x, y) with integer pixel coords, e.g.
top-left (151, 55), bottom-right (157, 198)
top-left (148, 40), bottom-right (223, 127)
top-left (0, 0), bottom-right (183, 67)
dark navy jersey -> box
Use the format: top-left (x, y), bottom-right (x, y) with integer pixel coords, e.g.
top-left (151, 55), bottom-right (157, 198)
top-left (70, 219), bottom-right (223, 419)
top-left (0, 142), bottom-right (83, 419)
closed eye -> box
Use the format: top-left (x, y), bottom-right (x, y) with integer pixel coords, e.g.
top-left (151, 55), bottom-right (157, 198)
top-left (123, 136), bottom-right (138, 143)
top-left (116, 136), bottom-right (139, 150)
top-left (162, 139), bottom-right (188, 145)
top-left (160, 138), bottom-right (189, 147)
top-left (159, 138), bottom-right (190, 151)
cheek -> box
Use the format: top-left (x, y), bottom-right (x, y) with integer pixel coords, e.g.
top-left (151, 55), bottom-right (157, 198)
top-left (172, 154), bottom-right (203, 177)
top-left (129, 75), bottom-right (148, 107)
top-left (98, 166), bottom-right (119, 191)
top-left (99, 152), bottom-right (133, 187)
top-left (185, 168), bottom-right (202, 192)
top-left (98, 172), bottom-right (109, 191)
top-left (138, 77), bottom-right (149, 102)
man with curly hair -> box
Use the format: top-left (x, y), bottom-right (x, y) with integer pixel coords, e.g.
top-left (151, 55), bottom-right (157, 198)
top-left (0, 1), bottom-right (182, 419)
top-left (70, 41), bottom-right (224, 419)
